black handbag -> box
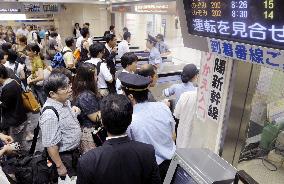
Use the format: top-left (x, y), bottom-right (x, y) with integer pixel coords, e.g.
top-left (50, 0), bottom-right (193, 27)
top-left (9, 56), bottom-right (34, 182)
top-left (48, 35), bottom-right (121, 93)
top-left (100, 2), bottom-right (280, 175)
top-left (4, 107), bottom-right (59, 184)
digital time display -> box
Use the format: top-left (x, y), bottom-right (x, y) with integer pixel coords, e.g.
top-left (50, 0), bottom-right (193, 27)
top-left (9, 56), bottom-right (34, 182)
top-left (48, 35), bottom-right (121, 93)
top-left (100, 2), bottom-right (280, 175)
top-left (183, 0), bottom-right (284, 50)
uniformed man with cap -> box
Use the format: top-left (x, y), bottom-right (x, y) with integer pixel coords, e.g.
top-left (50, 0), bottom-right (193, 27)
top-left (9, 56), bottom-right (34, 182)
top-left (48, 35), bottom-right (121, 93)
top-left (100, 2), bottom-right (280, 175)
top-left (155, 34), bottom-right (171, 57)
top-left (119, 72), bottom-right (176, 182)
top-left (146, 35), bottom-right (162, 68)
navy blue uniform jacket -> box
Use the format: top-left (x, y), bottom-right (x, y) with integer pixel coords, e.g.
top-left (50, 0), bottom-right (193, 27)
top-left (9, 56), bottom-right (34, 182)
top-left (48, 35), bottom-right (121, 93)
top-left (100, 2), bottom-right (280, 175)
top-left (76, 136), bottom-right (161, 184)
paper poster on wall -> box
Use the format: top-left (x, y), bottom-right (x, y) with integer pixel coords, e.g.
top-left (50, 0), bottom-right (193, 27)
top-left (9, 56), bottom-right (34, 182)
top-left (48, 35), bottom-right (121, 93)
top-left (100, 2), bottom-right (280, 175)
top-left (197, 52), bottom-right (214, 122)
top-left (197, 52), bottom-right (231, 123)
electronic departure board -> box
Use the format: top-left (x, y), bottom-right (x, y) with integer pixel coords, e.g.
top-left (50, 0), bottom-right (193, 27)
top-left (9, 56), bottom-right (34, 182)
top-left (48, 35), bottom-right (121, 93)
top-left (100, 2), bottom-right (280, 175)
top-left (183, 0), bottom-right (284, 50)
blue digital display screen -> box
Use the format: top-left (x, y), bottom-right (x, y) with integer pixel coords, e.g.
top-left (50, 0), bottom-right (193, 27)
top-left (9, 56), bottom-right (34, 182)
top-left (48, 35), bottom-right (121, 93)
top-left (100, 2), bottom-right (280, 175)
top-left (183, 0), bottom-right (284, 50)
top-left (170, 165), bottom-right (198, 184)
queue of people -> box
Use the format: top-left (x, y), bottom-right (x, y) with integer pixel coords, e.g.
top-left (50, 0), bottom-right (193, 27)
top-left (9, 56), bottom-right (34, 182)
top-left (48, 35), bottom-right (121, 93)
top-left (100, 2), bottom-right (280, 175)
top-left (0, 23), bottom-right (199, 184)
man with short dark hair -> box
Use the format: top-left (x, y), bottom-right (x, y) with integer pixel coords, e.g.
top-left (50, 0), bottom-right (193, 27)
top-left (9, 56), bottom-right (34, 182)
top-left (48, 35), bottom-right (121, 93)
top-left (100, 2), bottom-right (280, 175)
top-left (77, 94), bottom-right (161, 184)
top-left (117, 32), bottom-right (131, 59)
top-left (116, 52), bottom-right (138, 94)
top-left (103, 34), bottom-right (117, 93)
top-left (62, 37), bottom-right (77, 69)
top-left (40, 73), bottom-right (82, 177)
top-left (76, 27), bottom-right (92, 49)
top-left (85, 43), bottom-right (113, 96)
top-left (104, 25), bottom-right (115, 37)
top-left (119, 72), bottom-right (176, 182)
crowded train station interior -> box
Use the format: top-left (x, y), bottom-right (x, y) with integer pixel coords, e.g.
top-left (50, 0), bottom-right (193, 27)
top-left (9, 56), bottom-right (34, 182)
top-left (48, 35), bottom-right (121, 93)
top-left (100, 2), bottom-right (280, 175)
top-left (0, 0), bottom-right (283, 183)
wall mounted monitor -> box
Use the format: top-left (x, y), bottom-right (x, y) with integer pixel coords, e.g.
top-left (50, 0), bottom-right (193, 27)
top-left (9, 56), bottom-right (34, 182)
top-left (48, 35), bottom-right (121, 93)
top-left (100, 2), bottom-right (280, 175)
top-left (183, 0), bottom-right (284, 50)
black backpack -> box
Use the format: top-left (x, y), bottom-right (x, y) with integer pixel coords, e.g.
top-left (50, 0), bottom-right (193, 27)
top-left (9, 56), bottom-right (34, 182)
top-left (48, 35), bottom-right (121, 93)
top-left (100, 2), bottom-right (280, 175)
top-left (4, 106), bottom-right (59, 184)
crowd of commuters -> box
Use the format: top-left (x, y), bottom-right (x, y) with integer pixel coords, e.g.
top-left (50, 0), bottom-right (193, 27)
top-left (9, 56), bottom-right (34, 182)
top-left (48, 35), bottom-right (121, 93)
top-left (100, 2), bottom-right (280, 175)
top-left (0, 22), bottom-right (199, 183)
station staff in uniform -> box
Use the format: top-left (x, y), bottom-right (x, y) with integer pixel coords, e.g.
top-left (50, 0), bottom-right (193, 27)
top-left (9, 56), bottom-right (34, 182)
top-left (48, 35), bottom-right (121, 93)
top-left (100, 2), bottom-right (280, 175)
top-left (146, 35), bottom-right (162, 69)
top-left (155, 34), bottom-right (171, 56)
top-left (119, 72), bottom-right (176, 182)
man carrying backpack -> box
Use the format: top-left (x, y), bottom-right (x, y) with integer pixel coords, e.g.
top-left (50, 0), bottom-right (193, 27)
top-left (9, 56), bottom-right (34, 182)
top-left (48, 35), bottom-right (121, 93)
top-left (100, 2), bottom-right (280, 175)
top-left (85, 43), bottom-right (113, 97)
top-left (61, 37), bottom-right (77, 71)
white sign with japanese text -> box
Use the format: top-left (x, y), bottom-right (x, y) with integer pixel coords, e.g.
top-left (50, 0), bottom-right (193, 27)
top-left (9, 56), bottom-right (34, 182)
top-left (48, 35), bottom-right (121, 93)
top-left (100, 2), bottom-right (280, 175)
top-left (197, 52), bottom-right (214, 122)
top-left (208, 38), bottom-right (284, 71)
top-left (197, 52), bottom-right (232, 123)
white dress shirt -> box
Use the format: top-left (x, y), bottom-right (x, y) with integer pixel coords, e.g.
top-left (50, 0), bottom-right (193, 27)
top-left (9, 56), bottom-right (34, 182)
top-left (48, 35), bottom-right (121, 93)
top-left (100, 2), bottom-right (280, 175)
top-left (76, 36), bottom-right (93, 50)
top-left (117, 40), bottom-right (130, 59)
top-left (85, 58), bottom-right (113, 89)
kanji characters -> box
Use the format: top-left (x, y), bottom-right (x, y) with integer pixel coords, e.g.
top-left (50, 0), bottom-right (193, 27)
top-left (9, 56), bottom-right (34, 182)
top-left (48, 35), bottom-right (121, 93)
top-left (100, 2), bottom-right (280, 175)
top-left (269, 25), bottom-right (284, 43)
top-left (210, 90), bottom-right (221, 105)
top-left (202, 63), bottom-right (211, 76)
top-left (235, 45), bottom-right (247, 60)
top-left (208, 105), bottom-right (219, 120)
top-left (222, 42), bottom-right (233, 57)
top-left (214, 58), bottom-right (226, 75)
top-left (249, 48), bottom-right (264, 64)
top-left (212, 74), bottom-right (224, 91)
top-left (232, 22), bottom-right (248, 37)
top-left (193, 19), bottom-right (204, 32)
top-left (248, 23), bottom-right (267, 40)
top-left (204, 20), bottom-right (217, 33)
top-left (210, 40), bottom-right (221, 54)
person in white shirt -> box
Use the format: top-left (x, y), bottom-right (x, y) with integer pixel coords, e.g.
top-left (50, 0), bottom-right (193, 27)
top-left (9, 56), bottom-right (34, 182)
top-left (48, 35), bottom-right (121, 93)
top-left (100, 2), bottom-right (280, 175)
top-left (26, 25), bottom-right (38, 45)
top-left (62, 37), bottom-right (77, 70)
top-left (16, 24), bottom-right (29, 37)
top-left (117, 32), bottom-right (131, 59)
top-left (85, 43), bottom-right (113, 96)
top-left (116, 52), bottom-right (138, 94)
top-left (76, 28), bottom-right (93, 50)
top-left (4, 49), bottom-right (25, 80)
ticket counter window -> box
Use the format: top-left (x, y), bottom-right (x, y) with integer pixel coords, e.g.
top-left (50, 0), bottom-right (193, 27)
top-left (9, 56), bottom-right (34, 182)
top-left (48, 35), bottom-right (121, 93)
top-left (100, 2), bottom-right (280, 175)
top-left (237, 65), bottom-right (284, 183)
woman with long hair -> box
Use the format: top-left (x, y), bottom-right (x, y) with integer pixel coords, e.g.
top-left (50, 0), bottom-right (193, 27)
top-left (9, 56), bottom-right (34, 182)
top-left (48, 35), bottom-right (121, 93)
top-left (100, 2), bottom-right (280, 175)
top-left (73, 62), bottom-right (101, 153)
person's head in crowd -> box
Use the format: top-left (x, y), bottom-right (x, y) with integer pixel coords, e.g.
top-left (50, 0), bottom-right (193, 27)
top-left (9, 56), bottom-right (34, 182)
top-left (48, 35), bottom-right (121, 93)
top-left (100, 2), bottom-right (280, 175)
top-left (0, 32), bottom-right (5, 40)
top-left (26, 43), bottom-right (41, 58)
top-left (137, 64), bottom-right (158, 87)
top-left (146, 35), bottom-right (158, 49)
top-left (0, 50), bottom-right (6, 64)
top-left (50, 32), bottom-right (58, 38)
top-left (49, 25), bottom-right (56, 32)
top-left (1, 42), bottom-right (12, 53)
top-left (121, 52), bottom-right (137, 73)
top-left (7, 49), bottom-right (17, 64)
top-left (109, 25), bottom-right (115, 33)
top-left (100, 94), bottom-right (133, 136)
top-left (75, 23), bottom-right (80, 29)
top-left (65, 37), bottom-right (75, 50)
top-left (89, 43), bottom-right (105, 59)
top-left (44, 73), bottom-right (72, 103)
top-left (181, 64), bottom-right (199, 85)
top-left (119, 73), bottom-right (151, 105)
top-left (18, 35), bottom-right (27, 46)
top-left (81, 27), bottom-right (90, 39)
top-left (123, 32), bottom-right (131, 43)
top-left (50, 67), bottom-right (73, 82)
top-left (105, 34), bottom-right (117, 48)
top-left (123, 27), bottom-right (128, 33)
top-left (21, 23), bottom-right (26, 30)
top-left (7, 29), bottom-right (14, 36)
top-left (0, 64), bottom-right (8, 84)
top-left (83, 23), bottom-right (90, 29)
top-left (155, 34), bottom-right (164, 42)
top-left (73, 62), bottom-right (99, 100)
top-left (27, 25), bottom-right (33, 32)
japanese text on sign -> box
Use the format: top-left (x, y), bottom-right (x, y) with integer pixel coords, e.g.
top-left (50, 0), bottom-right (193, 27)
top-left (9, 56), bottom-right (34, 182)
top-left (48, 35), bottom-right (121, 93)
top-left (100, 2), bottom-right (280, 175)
top-left (208, 38), bottom-right (284, 71)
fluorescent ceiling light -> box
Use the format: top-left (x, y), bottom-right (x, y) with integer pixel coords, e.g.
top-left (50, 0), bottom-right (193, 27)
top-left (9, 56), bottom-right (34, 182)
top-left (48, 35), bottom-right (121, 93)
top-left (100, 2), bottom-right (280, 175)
top-left (0, 14), bottom-right (26, 20)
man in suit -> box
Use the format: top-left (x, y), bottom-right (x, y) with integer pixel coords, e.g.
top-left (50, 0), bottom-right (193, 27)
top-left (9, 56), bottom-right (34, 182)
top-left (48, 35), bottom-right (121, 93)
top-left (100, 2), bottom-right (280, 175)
top-left (103, 34), bottom-right (117, 93)
top-left (76, 94), bottom-right (161, 184)
top-left (103, 25), bottom-right (115, 37)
